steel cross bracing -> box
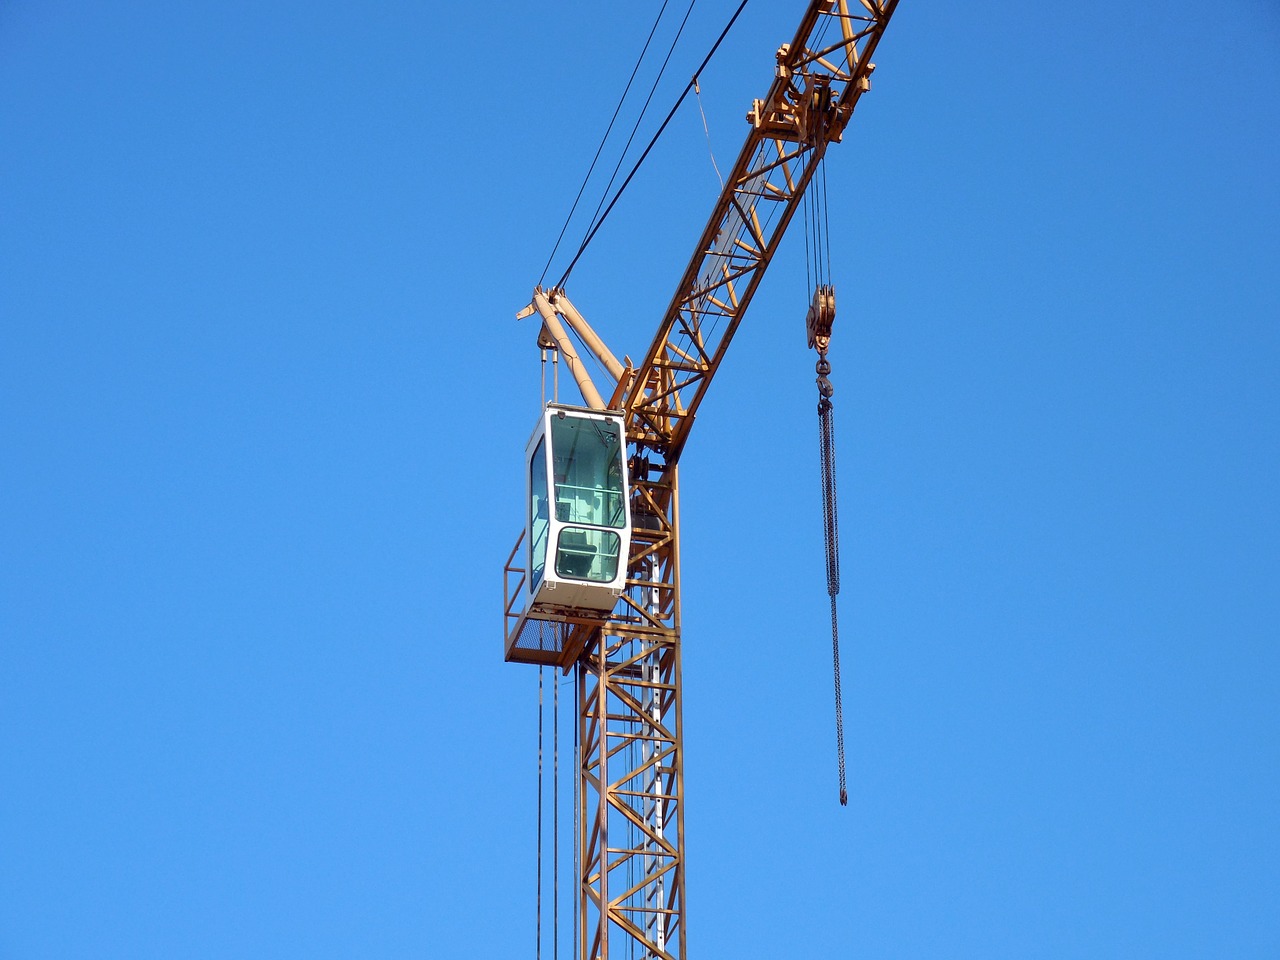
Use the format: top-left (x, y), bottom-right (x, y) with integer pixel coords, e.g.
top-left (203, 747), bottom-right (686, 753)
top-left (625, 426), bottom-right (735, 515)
top-left (574, 462), bottom-right (684, 960)
top-left (505, 4), bottom-right (898, 959)
top-left (623, 0), bottom-right (897, 469)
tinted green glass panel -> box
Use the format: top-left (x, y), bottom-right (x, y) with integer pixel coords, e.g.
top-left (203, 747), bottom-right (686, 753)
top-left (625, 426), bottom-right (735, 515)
top-left (555, 528), bottom-right (621, 583)
top-left (550, 415), bottom-right (626, 529)
top-left (529, 438), bottom-right (548, 589)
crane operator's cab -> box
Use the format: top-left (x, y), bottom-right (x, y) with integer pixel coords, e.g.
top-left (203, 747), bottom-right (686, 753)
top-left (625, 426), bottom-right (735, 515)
top-left (526, 404), bottom-right (631, 614)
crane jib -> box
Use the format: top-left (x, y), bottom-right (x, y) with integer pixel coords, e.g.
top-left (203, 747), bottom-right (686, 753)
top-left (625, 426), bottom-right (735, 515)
top-left (622, 0), bottom-right (897, 469)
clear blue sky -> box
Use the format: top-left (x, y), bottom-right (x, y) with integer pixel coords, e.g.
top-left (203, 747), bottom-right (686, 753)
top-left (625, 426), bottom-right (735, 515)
top-left (2, 2), bottom-right (1278, 957)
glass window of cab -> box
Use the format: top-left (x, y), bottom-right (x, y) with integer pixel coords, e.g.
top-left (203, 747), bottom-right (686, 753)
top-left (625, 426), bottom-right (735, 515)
top-left (550, 416), bottom-right (625, 529)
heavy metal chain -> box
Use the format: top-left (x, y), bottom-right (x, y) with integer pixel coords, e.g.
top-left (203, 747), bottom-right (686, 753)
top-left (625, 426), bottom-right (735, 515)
top-left (817, 354), bottom-right (848, 807)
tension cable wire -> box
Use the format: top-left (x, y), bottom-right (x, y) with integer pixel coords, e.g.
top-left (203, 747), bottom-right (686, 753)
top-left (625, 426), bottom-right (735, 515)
top-left (536, 667), bottom-right (545, 958)
top-left (539, 0), bottom-right (676, 287)
top-left (579, 0), bottom-right (699, 252)
top-left (694, 78), bottom-right (724, 189)
top-left (555, 0), bottom-right (752, 290)
top-left (553, 668), bottom-right (559, 960)
top-left (802, 187), bottom-right (811, 295)
top-left (821, 157), bottom-right (834, 287)
top-left (572, 664), bottom-right (580, 960)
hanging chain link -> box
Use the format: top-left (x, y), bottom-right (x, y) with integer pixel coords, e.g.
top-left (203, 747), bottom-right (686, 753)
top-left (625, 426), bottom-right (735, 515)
top-left (817, 352), bottom-right (848, 807)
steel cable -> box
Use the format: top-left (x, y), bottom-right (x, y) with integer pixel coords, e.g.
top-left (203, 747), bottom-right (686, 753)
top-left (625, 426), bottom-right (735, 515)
top-left (553, 671), bottom-right (559, 960)
top-left (539, 0), bottom-right (677, 287)
top-left (578, 0), bottom-right (700, 258)
top-left (555, 0), bottom-right (752, 290)
top-left (573, 663), bottom-right (581, 960)
top-left (536, 666), bottom-right (545, 957)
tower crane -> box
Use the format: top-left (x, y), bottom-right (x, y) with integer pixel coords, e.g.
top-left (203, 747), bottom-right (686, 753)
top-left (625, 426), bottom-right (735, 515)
top-left (501, 3), bottom-right (898, 957)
